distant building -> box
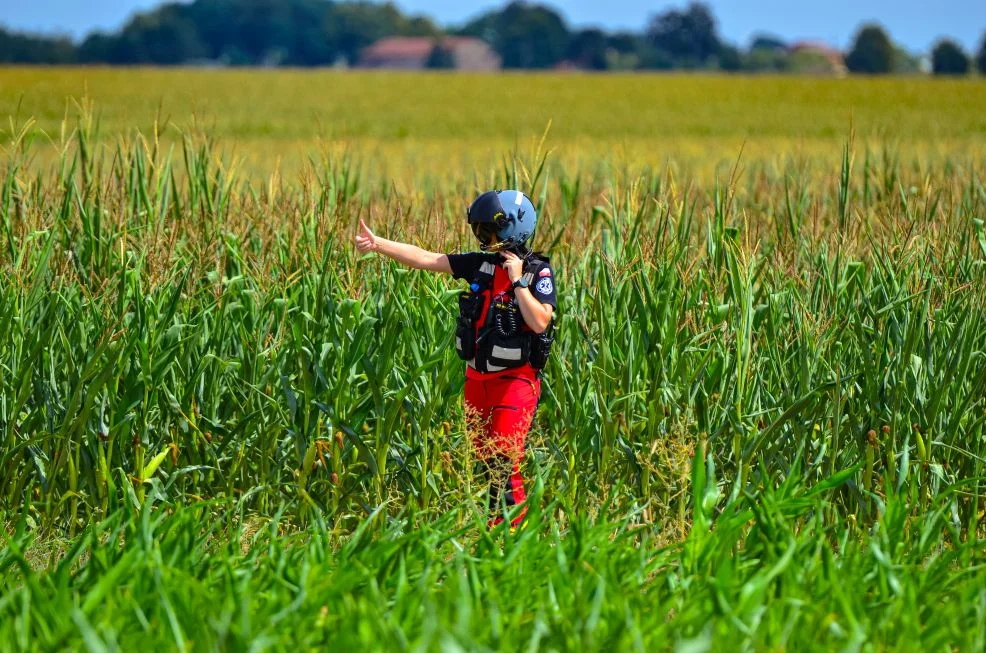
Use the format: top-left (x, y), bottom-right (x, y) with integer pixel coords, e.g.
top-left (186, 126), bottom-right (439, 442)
top-left (788, 41), bottom-right (848, 76)
top-left (358, 37), bottom-right (500, 71)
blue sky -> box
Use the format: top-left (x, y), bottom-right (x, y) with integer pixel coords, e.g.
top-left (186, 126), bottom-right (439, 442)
top-left (3, 0), bottom-right (985, 52)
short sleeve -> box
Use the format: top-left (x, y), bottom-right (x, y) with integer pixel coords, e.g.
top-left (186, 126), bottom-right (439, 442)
top-left (446, 252), bottom-right (484, 281)
top-left (530, 262), bottom-right (557, 307)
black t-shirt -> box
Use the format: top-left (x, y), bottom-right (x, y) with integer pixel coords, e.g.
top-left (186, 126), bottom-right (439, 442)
top-left (446, 252), bottom-right (557, 307)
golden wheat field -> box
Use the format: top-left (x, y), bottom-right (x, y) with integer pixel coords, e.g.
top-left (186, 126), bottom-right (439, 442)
top-left (2, 67), bottom-right (985, 177)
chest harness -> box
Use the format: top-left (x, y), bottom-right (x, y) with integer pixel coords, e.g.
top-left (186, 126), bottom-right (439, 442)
top-left (455, 256), bottom-right (554, 373)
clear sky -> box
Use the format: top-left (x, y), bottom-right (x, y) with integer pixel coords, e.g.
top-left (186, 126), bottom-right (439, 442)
top-left (3, 0), bottom-right (984, 52)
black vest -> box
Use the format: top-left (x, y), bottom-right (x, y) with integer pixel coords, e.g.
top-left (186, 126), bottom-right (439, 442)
top-left (454, 254), bottom-right (552, 373)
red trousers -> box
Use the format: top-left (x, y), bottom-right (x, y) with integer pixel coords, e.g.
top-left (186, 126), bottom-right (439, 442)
top-left (464, 367), bottom-right (541, 526)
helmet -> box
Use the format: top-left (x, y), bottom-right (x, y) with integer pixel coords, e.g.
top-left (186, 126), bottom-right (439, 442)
top-left (467, 189), bottom-right (537, 253)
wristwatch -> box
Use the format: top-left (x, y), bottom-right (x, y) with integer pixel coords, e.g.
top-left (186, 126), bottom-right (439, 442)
top-left (512, 277), bottom-right (529, 290)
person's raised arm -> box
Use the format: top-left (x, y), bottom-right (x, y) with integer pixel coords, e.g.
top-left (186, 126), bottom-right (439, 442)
top-left (355, 219), bottom-right (452, 274)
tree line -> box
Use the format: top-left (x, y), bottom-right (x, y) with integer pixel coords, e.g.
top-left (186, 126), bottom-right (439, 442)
top-left (1, 0), bottom-right (984, 74)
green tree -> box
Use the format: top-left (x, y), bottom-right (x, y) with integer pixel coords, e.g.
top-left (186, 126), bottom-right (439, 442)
top-left (460, 2), bottom-right (570, 69)
top-left (0, 27), bottom-right (75, 63)
top-left (845, 24), bottom-right (894, 74)
top-left (425, 42), bottom-right (455, 69)
top-left (892, 46), bottom-right (922, 74)
top-left (977, 33), bottom-right (986, 74)
top-left (604, 32), bottom-right (643, 70)
top-left (568, 28), bottom-right (608, 70)
top-left (3, 0), bottom-right (458, 67)
top-left (404, 16), bottom-right (442, 37)
top-left (745, 47), bottom-right (789, 72)
top-left (745, 33), bottom-right (789, 71)
top-left (717, 44), bottom-right (742, 72)
top-left (606, 32), bottom-right (641, 55)
top-left (328, 2), bottom-right (406, 65)
top-left (115, 5), bottom-right (208, 64)
top-left (282, 0), bottom-right (341, 66)
top-left (78, 33), bottom-right (119, 63)
top-left (72, 0), bottom-right (444, 67)
top-left (931, 39), bottom-right (969, 75)
top-left (222, 0), bottom-right (336, 65)
top-left (636, 45), bottom-right (675, 70)
top-left (646, 2), bottom-right (721, 68)
top-left (788, 49), bottom-right (838, 75)
top-left (750, 34), bottom-right (786, 52)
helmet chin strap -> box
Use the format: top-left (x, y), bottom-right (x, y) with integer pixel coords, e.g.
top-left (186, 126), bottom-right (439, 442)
top-left (480, 238), bottom-right (528, 255)
top-left (480, 236), bottom-right (509, 253)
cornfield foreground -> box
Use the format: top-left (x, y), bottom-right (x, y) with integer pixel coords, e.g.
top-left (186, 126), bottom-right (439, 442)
top-left (1, 71), bottom-right (986, 651)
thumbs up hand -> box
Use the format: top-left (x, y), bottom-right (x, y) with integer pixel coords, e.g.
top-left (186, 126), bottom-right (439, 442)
top-left (355, 219), bottom-right (377, 253)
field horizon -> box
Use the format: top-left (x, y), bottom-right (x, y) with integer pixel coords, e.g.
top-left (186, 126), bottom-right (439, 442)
top-left (3, 68), bottom-right (986, 179)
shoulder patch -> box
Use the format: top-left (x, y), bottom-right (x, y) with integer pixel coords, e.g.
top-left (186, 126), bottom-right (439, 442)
top-left (535, 277), bottom-right (553, 295)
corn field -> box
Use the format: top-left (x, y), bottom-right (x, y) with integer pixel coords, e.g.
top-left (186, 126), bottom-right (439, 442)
top-left (1, 89), bottom-right (985, 650)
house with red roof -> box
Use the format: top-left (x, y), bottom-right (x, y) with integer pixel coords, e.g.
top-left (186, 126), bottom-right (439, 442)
top-left (788, 41), bottom-right (848, 76)
top-left (358, 37), bottom-right (500, 71)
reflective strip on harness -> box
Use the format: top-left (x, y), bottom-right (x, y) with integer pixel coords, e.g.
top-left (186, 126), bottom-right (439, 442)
top-left (480, 262), bottom-right (496, 275)
top-left (492, 345), bottom-right (524, 361)
top-left (522, 272), bottom-right (534, 285)
top-left (455, 336), bottom-right (462, 350)
top-left (486, 363), bottom-right (507, 372)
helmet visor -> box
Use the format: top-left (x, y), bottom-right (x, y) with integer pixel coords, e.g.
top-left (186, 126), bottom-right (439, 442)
top-left (471, 221), bottom-right (501, 246)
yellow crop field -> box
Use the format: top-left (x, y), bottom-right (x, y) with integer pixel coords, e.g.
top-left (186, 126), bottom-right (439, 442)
top-left (2, 68), bottom-right (985, 178)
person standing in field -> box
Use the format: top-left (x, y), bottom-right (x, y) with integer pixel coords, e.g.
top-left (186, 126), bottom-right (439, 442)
top-left (355, 190), bottom-right (557, 529)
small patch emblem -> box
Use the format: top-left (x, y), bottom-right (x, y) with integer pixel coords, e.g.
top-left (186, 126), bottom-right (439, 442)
top-left (538, 268), bottom-right (552, 277)
top-left (535, 277), bottom-right (553, 295)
